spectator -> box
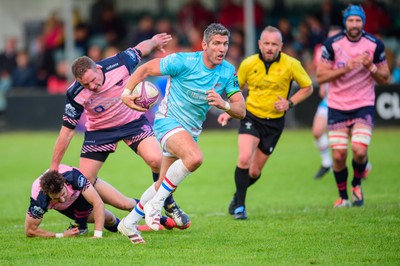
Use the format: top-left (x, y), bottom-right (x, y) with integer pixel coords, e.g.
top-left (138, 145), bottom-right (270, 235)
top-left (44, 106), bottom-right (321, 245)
top-left (277, 18), bottom-right (294, 46)
top-left (47, 60), bottom-right (69, 95)
top-left (11, 50), bottom-right (37, 88)
top-left (362, 0), bottom-right (392, 36)
top-left (0, 36), bottom-right (18, 74)
top-left (177, 0), bottom-right (214, 33)
top-left (130, 14), bottom-right (156, 45)
top-left (89, 1), bottom-right (127, 47)
top-left (0, 70), bottom-right (12, 116)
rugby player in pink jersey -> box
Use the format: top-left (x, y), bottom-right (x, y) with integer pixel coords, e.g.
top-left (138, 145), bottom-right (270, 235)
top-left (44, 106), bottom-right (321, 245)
top-left (25, 165), bottom-right (118, 238)
top-left (49, 33), bottom-right (190, 230)
top-left (316, 4), bottom-right (390, 208)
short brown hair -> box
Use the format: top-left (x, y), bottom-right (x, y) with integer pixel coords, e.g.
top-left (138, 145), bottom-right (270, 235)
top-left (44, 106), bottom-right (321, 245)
top-left (71, 56), bottom-right (97, 79)
top-left (40, 170), bottom-right (65, 195)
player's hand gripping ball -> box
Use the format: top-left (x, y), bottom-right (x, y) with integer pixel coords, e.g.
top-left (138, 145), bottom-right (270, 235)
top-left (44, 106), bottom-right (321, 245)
top-left (132, 81), bottom-right (160, 109)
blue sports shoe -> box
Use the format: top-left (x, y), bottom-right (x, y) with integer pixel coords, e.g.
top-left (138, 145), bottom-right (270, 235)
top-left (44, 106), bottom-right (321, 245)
top-left (234, 206), bottom-right (247, 220)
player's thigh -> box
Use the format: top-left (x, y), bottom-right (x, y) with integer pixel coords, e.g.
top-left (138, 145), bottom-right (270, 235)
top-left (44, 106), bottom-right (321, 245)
top-left (79, 158), bottom-right (104, 183)
top-left (136, 136), bottom-right (162, 170)
top-left (312, 113), bottom-right (327, 138)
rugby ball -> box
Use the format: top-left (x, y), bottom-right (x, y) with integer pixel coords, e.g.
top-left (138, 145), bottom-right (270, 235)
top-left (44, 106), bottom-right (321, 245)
top-left (132, 81), bottom-right (160, 109)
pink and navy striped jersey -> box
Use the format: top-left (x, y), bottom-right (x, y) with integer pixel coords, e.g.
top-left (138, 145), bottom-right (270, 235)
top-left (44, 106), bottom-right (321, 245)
top-left (320, 31), bottom-right (386, 111)
top-left (28, 165), bottom-right (90, 219)
top-left (62, 48), bottom-right (143, 131)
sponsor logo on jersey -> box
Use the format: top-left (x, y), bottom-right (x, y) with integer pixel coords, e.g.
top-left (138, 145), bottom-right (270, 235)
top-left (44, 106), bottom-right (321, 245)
top-left (65, 104), bottom-right (77, 117)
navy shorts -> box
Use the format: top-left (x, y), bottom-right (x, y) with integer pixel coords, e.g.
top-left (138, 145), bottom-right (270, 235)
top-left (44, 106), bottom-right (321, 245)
top-left (81, 115), bottom-right (155, 162)
top-left (238, 111), bottom-right (284, 155)
top-left (328, 106), bottom-right (375, 131)
top-left (57, 194), bottom-right (92, 221)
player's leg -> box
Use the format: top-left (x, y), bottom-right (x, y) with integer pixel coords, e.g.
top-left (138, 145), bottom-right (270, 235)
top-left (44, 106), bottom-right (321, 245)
top-left (349, 108), bottom-right (373, 207)
top-left (312, 104), bottom-right (331, 179)
top-left (79, 156), bottom-right (136, 211)
top-left (131, 134), bottom-right (190, 228)
top-left (144, 130), bottom-right (200, 230)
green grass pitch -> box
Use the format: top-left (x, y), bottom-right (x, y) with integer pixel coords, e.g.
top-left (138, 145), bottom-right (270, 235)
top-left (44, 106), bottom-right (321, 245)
top-left (0, 128), bottom-right (399, 265)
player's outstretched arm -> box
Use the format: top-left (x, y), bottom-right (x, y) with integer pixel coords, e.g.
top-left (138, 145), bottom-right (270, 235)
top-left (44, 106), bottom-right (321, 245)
top-left (25, 214), bottom-right (79, 238)
top-left (82, 185), bottom-right (105, 238)
top-left (50, 126), bottom-right (75, 171)
top-left (134, 33), bottom-right (172, 57)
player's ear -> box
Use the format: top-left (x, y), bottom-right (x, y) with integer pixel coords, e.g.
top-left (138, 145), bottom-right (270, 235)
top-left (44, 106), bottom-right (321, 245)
top-left (202, 40), bottom-right (207, 51)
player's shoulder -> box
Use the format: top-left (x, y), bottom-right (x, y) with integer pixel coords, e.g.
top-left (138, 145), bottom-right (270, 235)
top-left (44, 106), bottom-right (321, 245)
top-left (363, 31), bottom-right (384, 46)
top-left (63, 168), bottom-right (88, 190)
top-left (66, 80), bottom-right (84, 99)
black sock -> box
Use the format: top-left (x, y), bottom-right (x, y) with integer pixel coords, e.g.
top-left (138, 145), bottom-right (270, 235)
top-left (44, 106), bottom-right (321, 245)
top-left (105, 217), bottom-right (120, 232)
top-left (352, 159), bottom-right (367, 187)
top-left (75, 218), bottom-right (87, 230)
top-left (160, 216), bottom-right (167, 226)
top-left (248, 174), bottom-right (261, 188)
top-left (334, 167), bottom-right (348, 199)
top-left (235, 166), bottom-right (250, 207)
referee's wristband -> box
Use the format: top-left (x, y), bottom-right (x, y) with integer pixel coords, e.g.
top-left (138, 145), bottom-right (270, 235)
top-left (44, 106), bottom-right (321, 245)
top-left (223, 101), bottom-right (231, 112)
top-left (55, 233), bottom-right (64, 238)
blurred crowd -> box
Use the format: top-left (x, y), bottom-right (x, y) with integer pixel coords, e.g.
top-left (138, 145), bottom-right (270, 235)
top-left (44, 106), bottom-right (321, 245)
top-left (0, 0), bottom-right (400, 116)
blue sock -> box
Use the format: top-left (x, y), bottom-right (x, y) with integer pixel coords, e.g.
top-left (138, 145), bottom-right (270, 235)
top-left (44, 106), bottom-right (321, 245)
top-left (104, 217), bottom-right (120, 232)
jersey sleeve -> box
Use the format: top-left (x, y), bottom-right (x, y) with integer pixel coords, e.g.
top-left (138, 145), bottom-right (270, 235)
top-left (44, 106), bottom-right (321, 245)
top-left (237, 58), bottom-right (250, 88)
top-left (121, 48), bottom-right (142, 74)
top-left (27, 192), bottom-right (49, 219)
top-left (320, 39), bottom-right (335, 63)
top-left (373, 38), bottom-right (386, 65)
top-left (225, 69), bottom-right (241, 98)
top-left (159, 53), bottom-right (186, 77)
top-left (63, 168), bottom-right (90, 192)
top-left (291, 60), bottom-right (312, 88)
top-left (62, 90), bottom-right (84, 129)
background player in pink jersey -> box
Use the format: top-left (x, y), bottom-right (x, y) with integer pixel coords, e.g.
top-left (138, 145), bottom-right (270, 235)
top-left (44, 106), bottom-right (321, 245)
top-left (50, 33), bottom-right (190, 229)
top-left (25, 165), bottom-right (118, 238)
top-left (316, 4), bottom-right (390, 208)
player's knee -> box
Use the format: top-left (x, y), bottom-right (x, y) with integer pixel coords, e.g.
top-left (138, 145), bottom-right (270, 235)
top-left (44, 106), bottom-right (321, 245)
top-left (249, 169), bottom-right (260, 178)
top-left (332, 149), bottom-right (347, 163)
top-left (185, 152), bottom-right (203, 171)
top-left (237, 155), bottom-right (251, 168)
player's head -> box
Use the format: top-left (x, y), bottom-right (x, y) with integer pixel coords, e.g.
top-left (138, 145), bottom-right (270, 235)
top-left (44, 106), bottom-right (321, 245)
top-left (343, 5), bottom-right (365, 26)
top-left (72, 56), bottom-right (103, 91)
top-left (202, 23), bottom-right (230, 68)
top-left (40, 170), bottom-right (67, 203)
top-left (258, 26), bottom-right (283, 62)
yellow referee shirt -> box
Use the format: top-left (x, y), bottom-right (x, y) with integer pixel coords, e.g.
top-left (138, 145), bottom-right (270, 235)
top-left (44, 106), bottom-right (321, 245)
top-left (238, 52), bottom-right (312, 119)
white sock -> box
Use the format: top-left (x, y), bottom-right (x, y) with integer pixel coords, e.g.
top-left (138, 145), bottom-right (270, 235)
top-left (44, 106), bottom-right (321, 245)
top-left (125, 201), bottom-right (145, 227)
top-left (125, 183), bottom-right (157, 226)
top-left (152, 159), bottom-right (191, 204)
top-left (316, 134), bottom-right (332, 167)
